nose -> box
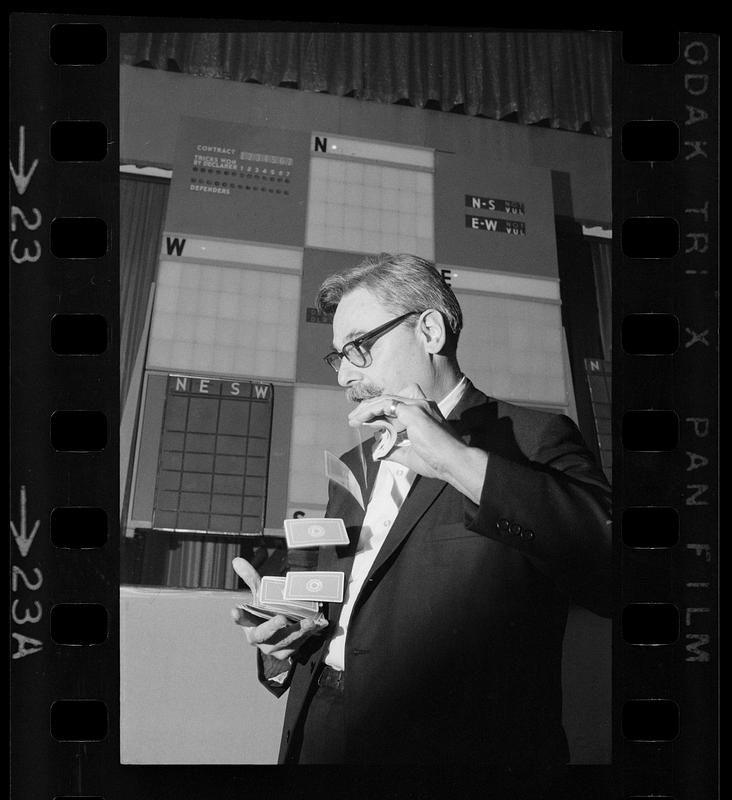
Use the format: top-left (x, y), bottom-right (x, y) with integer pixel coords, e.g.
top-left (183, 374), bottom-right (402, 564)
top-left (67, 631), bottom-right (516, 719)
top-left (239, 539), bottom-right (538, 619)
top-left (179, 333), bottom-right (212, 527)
top-left (336, 358), bottom-right (362, 387)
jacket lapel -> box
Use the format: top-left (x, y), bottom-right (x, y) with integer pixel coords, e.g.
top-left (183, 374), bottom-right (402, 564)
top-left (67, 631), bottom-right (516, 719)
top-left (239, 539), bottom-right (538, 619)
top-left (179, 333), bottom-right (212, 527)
top-left (351, 381), bottom-right (494, 611)
top-left (317, 441), bottom-right (378, 626)
top-left (356, 474), bottom-right (447, 589)
top-left (319, 382), bottom-right (496, 621)
top-left (446, 380), bottom-right (497, 442)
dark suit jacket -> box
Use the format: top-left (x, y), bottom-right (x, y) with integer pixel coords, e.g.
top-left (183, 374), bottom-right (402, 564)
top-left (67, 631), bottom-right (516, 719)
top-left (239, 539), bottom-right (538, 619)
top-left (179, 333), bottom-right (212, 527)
top-left (260, 382), bottom-right (612, 766)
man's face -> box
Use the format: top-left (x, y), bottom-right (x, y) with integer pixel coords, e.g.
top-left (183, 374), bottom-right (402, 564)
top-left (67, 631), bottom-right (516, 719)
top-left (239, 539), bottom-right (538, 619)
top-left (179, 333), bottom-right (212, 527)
top-left (331, 287), bottom-right (432, 403)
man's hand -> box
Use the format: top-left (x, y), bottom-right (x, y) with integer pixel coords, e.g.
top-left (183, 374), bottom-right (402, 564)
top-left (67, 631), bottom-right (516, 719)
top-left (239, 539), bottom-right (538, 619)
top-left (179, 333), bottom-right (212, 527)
top-left (231, 605), bottom-right (321, 661)
top-left (347, 383), bottom-right (489, 503)
top-left (347, 384), bottom-right (463, 479)
top-left (231, 557), bottom-right (324, 661)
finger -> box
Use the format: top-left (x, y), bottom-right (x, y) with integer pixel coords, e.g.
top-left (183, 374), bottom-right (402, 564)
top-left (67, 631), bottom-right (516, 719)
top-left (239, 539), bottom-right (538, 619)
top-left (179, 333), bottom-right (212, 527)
top-left (231, 606), bottom-right (249, 626)
top-left (346, 394), bottom-right (391, 422)
top-left (232, 557), bottom-right (261, 596)
top-left (231, 605), bottom-right (266, 628)
top-left (397, 385), bottom-right (449, 421)
top-left (262, 615), bottom-right (327, 655)
top-left (268, 621), bottom-right (317, 652)
top-left (397, 383), bottom-right (427, 400)
top-left (246, 614), bottom-right (290, 645)
top-left (267, 648), bottom-right (296, 661)
top-left (348, 395), bottom-right (424, 426)
top-left (254, 616), bottom-right (317, 651)
top-left (396, 396), bottom-right (444, 424)
top-left (347, 385), bottom-right (426, 421)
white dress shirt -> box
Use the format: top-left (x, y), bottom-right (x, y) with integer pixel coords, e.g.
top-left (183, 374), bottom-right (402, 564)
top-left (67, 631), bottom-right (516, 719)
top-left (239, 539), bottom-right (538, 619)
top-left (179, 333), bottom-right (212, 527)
top-left (324, 376), bottom-right (468, 671)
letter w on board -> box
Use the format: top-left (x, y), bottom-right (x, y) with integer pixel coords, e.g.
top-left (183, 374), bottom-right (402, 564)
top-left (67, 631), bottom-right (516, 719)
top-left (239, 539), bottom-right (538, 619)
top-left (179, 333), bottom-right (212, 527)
top-left (165, 236), bottom-right (186, 256)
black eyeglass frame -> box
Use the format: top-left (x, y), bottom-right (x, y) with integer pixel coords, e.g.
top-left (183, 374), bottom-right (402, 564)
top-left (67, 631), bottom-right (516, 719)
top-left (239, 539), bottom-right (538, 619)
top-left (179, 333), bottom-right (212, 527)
top-left (323, 310), bottom-right (422, 372)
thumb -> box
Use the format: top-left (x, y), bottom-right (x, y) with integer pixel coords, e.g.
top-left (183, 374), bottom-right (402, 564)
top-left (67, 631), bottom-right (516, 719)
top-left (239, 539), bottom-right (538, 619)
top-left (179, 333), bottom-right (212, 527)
top-left (232, 556), bottom-right (261, 596)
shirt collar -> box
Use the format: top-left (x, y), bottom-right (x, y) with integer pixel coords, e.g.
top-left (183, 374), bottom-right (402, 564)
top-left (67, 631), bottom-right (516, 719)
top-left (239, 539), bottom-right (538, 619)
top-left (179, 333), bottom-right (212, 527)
top-left (437, 374), bottom-right (468, 418)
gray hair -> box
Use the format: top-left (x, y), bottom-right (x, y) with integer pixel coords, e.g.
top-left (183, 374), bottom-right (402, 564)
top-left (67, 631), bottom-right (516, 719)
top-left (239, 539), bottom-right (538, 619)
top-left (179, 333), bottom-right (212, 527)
top-left (315, 253), bottom-right (463, 343)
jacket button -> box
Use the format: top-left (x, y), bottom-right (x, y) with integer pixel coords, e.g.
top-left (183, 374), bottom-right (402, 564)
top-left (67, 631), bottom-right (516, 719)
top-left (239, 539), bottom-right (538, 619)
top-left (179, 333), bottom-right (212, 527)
top-left (286, 729), bottom-right (291, 742)
top-left (496, 518), bottom-right (510, 533)
top-left (509, 522), bottom-right (522, 536)
top-left (522, 529), bottom-right (535, 541)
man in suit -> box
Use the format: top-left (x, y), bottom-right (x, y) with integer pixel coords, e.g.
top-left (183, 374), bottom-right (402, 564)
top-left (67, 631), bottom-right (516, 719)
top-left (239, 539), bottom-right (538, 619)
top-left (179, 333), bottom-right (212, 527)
top-left (234, 253), bottom-right (611, 772)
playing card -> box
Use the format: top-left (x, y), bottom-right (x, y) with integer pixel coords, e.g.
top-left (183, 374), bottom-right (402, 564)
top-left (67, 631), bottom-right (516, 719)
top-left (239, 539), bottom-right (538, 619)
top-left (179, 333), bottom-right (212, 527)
top-left (259, 576), bottom-right (320, 611)
top-left (324, 450), bottom-right (365, 508)
top-left (258, 575), bottom-right (287, 604)
top-left (284, 571), bottom-right (345, 603)
top-left (284, 517), bottom-right (350, 548)
top-left (363, 420), bottom-right (410, 460)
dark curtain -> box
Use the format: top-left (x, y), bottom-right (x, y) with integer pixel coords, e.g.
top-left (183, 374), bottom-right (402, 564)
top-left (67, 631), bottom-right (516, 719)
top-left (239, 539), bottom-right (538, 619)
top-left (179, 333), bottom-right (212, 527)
top-left (120, 30), bottom-right (612, 137)
top-left (120, 173), bottom-right (170, 405)
top-left (554, 218), bottom-right (606, 466)
top-left (588, 238), bottom-right (612, 360)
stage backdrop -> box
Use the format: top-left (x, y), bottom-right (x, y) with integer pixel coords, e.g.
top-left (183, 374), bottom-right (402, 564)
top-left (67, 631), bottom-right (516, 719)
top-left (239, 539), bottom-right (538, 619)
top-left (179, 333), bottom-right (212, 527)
top-left (121, 102), bottom-right (609, 766)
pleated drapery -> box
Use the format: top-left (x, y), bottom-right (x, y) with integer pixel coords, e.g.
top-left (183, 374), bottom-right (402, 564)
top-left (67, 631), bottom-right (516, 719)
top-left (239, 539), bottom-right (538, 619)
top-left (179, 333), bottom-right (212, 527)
top-left (121, 30), bottom-right (612, 137)
top-left (120, 174), bottom-right (170, 405)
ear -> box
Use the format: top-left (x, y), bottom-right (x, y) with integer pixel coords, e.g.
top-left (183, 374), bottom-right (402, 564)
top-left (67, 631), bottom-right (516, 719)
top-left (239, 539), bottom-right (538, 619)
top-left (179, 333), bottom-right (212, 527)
top-left (417, 310), bottom-right (447, 354)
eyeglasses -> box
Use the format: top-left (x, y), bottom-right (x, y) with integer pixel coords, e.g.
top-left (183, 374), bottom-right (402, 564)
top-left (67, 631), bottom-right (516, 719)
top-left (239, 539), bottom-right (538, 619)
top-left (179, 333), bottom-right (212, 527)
top-left (323, 310), bottom-right (421, 372)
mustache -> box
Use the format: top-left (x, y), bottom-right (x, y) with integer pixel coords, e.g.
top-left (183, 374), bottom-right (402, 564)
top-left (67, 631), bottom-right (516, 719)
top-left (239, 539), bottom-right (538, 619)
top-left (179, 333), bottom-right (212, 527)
top-left (346, 383), bottom-right (382, 403)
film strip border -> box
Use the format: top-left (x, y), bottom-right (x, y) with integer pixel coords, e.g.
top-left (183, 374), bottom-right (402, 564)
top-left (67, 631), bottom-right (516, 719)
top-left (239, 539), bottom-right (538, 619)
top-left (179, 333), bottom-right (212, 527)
top-left (9, 20), bottom-right (718, 800)
top-left (615, 32), bottom-right (718, 800)
top-left (10, 17), bottom-right (120, 800)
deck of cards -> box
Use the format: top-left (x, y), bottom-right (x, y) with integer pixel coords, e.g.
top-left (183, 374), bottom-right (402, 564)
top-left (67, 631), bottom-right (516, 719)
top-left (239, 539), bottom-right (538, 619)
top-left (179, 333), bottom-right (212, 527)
top-left (237, 575), bottom-right (327, 624)
top-left (284, 517), bottom-right (350, 548)
top-left (237, 570), bottom-right (345, 626)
